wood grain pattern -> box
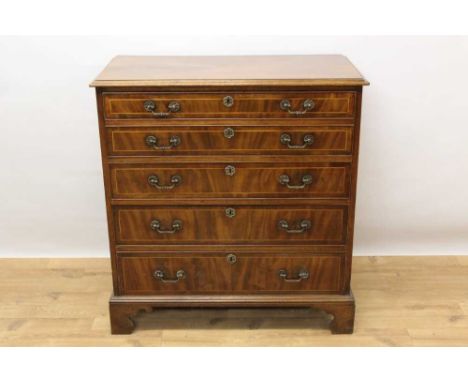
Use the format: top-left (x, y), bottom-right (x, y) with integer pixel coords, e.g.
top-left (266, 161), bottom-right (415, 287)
top-left (118, 255), bottom-right (342, 295)
top-left (108, 154), bottom-right (352, 165)
top-left (110, 162), bottom-right (351, 199)
top-left (114, 205), bottom-right (347, 245)
top-left (105, 115), bottom-right (357, 127)
top-left (120, 256), bottom-right (230, 294)
top-left (107, 125), bottom-right (354, 156)
top-left (91, 55), bottom-right (369, 87)
top-left (103, 91), bottom-right (356, 120)
top-left (115, 244), bottom-right (347, 255)
top-left (108, 293), bottom-right (354, 335)
top-left (95, 89), bottom-right (120, 293)
top-left (230, 256), bottom-right (341, 293)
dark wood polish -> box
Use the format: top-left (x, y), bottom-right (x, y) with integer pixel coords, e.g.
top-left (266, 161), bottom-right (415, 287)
top-left (107, 125), bottom-right (354, 156)
top-left (118, 254), bottom-right (342, 294)
top-left (110, 162), bottom-right (351, 199)
top-left (114, 205), bottom-right (347, 245)
top-left (93, 55), bottom-right (367, 335)
top-left (104, 91), bottom-right (356, 120)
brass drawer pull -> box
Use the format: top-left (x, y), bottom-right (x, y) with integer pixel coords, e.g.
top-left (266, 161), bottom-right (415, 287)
top-left (144, 100), bottom-right (181, 118)
top-left (278, 219), bottom-right (311, 233)
top-left (145, 135), bottom-right (181, 150)
top-left (150, 219), bottom-right (183, 234)
top-left (278, 174), bottom-right (313, 189)
top-left (278, 269), bottom-right (309, 282)
top-left (148, 174), bottom-right (182, 190)
top-left (280, 133), bottom-right (314, 148)
top-left (279, 99), bottom-right (315, 115)
top-left (153, 269), bottom-right (186, 283)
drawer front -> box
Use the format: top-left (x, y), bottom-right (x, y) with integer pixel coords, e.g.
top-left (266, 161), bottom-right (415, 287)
top-left (107, 126), bottom-right (353, 156)
top-left (231, 255), bottom-right (341, 292)
top-left (118, 254), bottom-right (341, 294)
top-left (119, 256), bottom-right (230, 294)
top-left (114, 206), bottom-right (347, 245)
top-left (103, 91), bottom-right (356, 120)
top-left (110, 163), bottom-right (351, 199)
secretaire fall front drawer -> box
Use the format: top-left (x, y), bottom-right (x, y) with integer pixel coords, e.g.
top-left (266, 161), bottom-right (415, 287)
top-left (114, 205), bottom-right (347, 245)
top-left (110, 162), bottom-right (351, 199)
top-left (103, 91), bottom-right (356, 120)
top-left (106, 125), bottom-right (354, 156)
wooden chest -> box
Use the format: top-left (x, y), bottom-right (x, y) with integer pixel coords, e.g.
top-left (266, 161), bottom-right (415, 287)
top-left (91, 55), bottom-right (368, 334)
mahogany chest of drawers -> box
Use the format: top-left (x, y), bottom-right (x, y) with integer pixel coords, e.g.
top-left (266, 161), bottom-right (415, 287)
top-left (91, 55), bottom-right (368, 334)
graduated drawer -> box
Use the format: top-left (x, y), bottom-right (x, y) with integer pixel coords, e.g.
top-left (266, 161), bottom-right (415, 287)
top-left (114, 205), bottom-right (347, 245)
top-left (103, 91), bottom-right (356, 120)
top-left (118, 254), bottom-right (342, 294)
top-left (110, 162), bottom-right (351, 199)
top-left (106, 126), bottom-right (353, 156)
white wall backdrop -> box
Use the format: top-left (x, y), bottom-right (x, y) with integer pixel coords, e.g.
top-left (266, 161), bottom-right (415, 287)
top-left (0, 36), bottom-right (467, 257)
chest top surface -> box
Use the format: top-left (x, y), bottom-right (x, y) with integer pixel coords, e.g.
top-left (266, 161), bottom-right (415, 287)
top-left (91, 55), bottom-right (368, 87)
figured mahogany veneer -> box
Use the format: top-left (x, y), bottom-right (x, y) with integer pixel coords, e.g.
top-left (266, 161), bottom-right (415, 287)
top-left (104, 91), bottom-right (356, 120)
top-left (118, 255), bottom-right (342, 294)
top-left (91, 55), bottom-right (369, 87)
top-left (114, 205), bottom-right (347, 245)
top-left (110, 162), bottom-right (351, 199)
top-left (106, 125), bottom-right (354, 156)
top-left (92, 55), bottom-right (368, 335)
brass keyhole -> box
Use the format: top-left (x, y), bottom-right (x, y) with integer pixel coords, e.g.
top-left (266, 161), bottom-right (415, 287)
top-left (225, 207), bottom-right (236, 218)
top-left (226, 254), bottom-right (237, 264)
top-left (223, 96), bottom-right (234, 108)
top-left (224, 127), bottom-right (235, 139)
top-left (224, 165), bottom-right (236, 176)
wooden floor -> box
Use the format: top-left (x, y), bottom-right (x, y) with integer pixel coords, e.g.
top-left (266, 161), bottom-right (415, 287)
top-left (0, 256), bottom-right (467, 346)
